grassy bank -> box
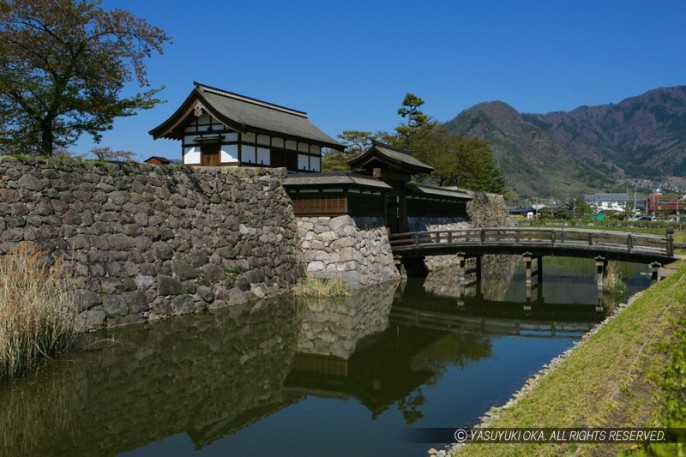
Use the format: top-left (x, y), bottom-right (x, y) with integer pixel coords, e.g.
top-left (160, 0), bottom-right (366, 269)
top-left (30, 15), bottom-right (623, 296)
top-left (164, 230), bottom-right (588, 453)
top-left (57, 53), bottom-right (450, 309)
top-left (0, 245), bottom-right (77, 379)
top-left (453, 263), bottom-right (686, 457)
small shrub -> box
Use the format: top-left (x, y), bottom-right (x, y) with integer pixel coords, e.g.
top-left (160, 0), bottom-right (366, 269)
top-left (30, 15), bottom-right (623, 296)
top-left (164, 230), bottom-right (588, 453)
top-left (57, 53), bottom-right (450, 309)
top-left (292, 277), bottom-right (352, 297)
top-left (0, 245), bottom-right (77, 379)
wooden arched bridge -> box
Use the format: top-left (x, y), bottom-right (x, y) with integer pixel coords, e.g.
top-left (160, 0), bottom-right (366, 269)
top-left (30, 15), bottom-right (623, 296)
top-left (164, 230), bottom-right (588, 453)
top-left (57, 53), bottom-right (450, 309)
top-left (389, 227), bottom-right (677, 264)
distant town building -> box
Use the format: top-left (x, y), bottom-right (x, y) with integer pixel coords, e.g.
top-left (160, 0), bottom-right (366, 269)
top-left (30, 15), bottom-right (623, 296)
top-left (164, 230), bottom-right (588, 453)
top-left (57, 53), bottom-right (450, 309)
top-left (646, 194), bottom-right (686, 214)
top-left (508, 206), bottom-right (538, 219)
top-left (584, 193), bottom-right (629, 212)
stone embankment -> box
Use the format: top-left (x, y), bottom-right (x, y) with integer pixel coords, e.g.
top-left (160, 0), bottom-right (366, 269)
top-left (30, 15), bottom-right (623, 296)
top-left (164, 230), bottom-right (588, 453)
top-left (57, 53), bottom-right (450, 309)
top-left (0, 155), bottom-right (514, 331)
top-left (297, 215), bottom-right (400, 288)
top-left (0, 156), bottom-right (304, 331)
top-left (467, 192), bottom-right (512, 228)
top-left (415, 192), bottom-right (513, 271)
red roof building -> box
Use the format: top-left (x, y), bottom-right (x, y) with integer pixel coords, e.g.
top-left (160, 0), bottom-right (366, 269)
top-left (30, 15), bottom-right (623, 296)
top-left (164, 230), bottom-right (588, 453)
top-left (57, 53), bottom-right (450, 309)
top-left (646, 194), bottom-right (686, 214)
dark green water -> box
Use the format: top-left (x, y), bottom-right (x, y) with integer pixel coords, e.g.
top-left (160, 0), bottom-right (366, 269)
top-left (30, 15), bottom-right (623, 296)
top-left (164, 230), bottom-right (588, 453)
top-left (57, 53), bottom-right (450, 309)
top-left (0, 256), bottom-right (651, 457)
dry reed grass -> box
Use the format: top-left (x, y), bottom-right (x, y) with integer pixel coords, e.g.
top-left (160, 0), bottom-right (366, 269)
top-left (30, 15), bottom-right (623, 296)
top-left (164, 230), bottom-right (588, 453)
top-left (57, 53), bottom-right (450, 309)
top-left (603, 261), bottom-right (628, 296)
top-left (0, 244), bottom-right (77, 379)
top-left (292, 277), bottom-right (352, 297)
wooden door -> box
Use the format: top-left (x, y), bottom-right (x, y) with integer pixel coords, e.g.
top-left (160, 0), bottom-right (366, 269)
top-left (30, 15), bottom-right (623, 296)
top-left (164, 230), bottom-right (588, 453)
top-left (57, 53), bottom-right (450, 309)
top-left (201, 143), bottom-right (220, 166)
top-left (386, 194), bottom-right (400, 234)
top-left (285, 150), bottom-right (298, 172)
top-left (271, 148), bottom-right (285, 168)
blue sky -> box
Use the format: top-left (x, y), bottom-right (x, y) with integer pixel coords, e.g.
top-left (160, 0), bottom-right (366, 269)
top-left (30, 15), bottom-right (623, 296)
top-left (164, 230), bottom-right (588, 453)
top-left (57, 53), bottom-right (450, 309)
top-left (75, 0), bottom-right (686, 161)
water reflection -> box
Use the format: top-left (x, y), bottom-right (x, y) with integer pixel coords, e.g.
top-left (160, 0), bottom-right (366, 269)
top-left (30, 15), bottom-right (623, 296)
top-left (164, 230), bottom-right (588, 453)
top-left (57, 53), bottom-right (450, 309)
top-left (287, 282), bottom-right (492, 423)
top-left (294, 282), bottom-right (396, 359)
top-left (423, 255), bottom-right (650, 314)
top-left (0, 257), bottom-right (648, 457)
top-left (0, 299), bottom-right (302, 457)
top-left (424, 255), bottom-right (520, 301)
top-left (395, 279), bottom-right (601, 338)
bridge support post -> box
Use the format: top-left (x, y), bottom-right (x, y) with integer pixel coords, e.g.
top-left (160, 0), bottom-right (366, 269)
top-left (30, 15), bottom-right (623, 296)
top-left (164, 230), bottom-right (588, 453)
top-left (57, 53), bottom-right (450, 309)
top-left (595, 256), bottom-right (607, 291)
top-left (536, 256), bottom-right (544, 304)
top-left (595, 294), bottom-right (607, 313)
top-left (523, 252), bottom-right (533, 286)
top-left (457, 252), bottom-right (466, 306)
top-left (666, 229), bottom-right (674, 257)
top-left (523, 253), bottom-right (542, 284)
top-left (650, 261), bottom-right (662, 283)
top-left (475, 255), bottom-right (483, 299)
top-left (523, 252), bottom-right (536, 311)
top-left (524, 285), bottom-right (533, 311)
top-left (522, 253), bottom-right (544, 310)
top-left (476, 255), bottom-right (482, 282)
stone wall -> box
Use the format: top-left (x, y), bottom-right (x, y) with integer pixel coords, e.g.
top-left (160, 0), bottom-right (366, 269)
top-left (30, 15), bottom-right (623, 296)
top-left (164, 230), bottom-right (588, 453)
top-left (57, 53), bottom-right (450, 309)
top-left (467, 192), bottom-right (513, 228)
top-left (0, 155), bottom-right (516, 327)
top-left (296, 193), bottom-right (513, 280)
top-left (415, 192), bottom-right (513, 271)
top-left (297, 215), bottom-right (400, 289)
top-left (408, 217), bottom-right (472, 270)
top-left (0, 156), bottom-right (304, 331)
top-left (407, 216), bottom-right (470, 233)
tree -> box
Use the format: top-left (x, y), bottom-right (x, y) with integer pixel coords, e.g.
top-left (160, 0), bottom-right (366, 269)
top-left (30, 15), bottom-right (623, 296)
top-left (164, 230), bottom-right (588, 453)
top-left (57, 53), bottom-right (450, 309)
top-left (395, 92), bottom-right (428, 148)
top-left (397, 92), bottom-right (428, 129)
top-left (90, 146), bottom-right (135, 162)
top-left (568, 196), bottom-right (593, 219)
top-left (0, 0), bottom-right (171, 155)
top-left (321, 148), bottom-right (351, 172)
top-left (337, 130), bottom-right (376, 154)
top-left (546, 197), bottom-right (592, 220)
top-left (322, 130), bottom-right (378, 172)
top-left (428, 130), bottom-right (506, 193)
top-left (386, 94), bottom-right (508, 194)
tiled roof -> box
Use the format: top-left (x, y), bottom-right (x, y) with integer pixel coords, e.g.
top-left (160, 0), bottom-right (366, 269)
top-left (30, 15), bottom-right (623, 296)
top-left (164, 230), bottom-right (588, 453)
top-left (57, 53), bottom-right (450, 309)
top-left (283, 172), bottom-right (391, 190)
top-left (150, 82), bottom-right (342, 149)
top-left (347, 141), bottom-right (433, 175)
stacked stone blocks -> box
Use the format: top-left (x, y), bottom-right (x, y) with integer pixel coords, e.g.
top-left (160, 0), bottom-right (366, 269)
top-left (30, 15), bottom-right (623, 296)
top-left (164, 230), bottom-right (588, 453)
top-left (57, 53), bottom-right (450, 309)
top-left (0, 156), bottom-right (304, 330)
top-left (297, 215), bottom-right (400, 289)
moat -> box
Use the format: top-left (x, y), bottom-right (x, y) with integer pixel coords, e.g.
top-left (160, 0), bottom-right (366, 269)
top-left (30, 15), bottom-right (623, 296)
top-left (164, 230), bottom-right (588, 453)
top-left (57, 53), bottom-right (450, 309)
top-left (0, 256), bottom-right (652, 457)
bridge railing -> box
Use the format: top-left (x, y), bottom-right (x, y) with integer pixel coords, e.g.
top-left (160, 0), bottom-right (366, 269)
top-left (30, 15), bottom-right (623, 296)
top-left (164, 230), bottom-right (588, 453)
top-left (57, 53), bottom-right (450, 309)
top-left (389, 227), bottom-right (675, 256)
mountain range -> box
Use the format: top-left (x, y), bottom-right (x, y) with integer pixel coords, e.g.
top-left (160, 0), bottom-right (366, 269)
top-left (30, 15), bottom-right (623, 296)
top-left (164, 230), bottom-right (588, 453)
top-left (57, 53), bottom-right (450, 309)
top-left (444, 86), bottom-right (686, 199)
